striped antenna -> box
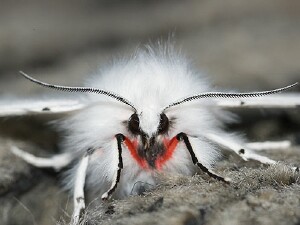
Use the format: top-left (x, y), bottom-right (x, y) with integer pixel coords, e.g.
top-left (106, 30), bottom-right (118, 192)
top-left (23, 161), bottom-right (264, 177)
top-left (20, 71), bottom-right (137, 111)
top-left (163, 83), bottom-right (298, 111)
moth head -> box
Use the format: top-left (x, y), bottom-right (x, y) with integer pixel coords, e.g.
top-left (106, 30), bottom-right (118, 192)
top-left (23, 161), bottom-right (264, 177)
top-left (128, 111), bottom-right (169, 138)
top-left (127, 111), bottom-right (170, 166)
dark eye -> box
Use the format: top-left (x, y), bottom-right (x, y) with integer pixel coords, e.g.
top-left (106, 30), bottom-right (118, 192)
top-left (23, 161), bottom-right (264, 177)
top-left (158, 113), bottom-right (169, 134)
top-left (128, 113), bottom-right (140, 134)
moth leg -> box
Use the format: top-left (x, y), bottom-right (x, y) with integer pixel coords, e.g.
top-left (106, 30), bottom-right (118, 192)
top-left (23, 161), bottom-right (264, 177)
top-left (245, 140), bottom-right (291, 151)
top-left (72, 152), bottom-right (90, 225)
top-left (101, 133), bottom-right (124, 200)
top-left (245, 141), bottom-right (298, 172)
top-left (204, 133), bottom-right (276, 164)
top-left (10, 146), bottom-right (73, 171)
top-left (177, 132), bottom-right (231, 183)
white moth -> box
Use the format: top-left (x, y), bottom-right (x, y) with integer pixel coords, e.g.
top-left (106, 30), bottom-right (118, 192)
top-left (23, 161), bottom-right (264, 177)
top-left (6, 46), bottom-right (299, 224)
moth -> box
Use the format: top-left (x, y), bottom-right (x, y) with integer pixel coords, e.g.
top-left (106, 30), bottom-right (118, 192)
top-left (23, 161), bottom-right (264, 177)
top-left (5, 46), bottom-right (299, 224)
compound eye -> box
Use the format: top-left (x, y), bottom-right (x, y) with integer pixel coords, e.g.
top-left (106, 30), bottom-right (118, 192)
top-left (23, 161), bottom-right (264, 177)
top-left (158, 113), bottom-right (169, 134)
top-left (128, 113), bottom-right (140, 134)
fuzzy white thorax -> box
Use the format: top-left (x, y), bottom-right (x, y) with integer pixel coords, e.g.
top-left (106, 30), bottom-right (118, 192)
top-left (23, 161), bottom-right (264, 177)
top-left (139, 107), bottom-right (161, 136)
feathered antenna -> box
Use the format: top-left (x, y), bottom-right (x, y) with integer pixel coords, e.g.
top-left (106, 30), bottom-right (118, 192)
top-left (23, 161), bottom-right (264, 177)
top-left (163, 83), bottom-right (298, 111)
top-left (19, 71), bottom-right (137, 111)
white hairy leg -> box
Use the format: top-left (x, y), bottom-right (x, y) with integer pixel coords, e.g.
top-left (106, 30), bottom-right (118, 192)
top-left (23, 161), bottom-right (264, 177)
top-left (10, 146), bottom-right (73, 171)
top-left (10, 145), bottom-right (90, 224)
top-left (72, 154), bottom-right (89, 225)
top-left (204, 133), bottom-right (276, 164)
top-left (215, 93), bottom-right (300, 109)
top-left (101, 169), bottom-right (119, 200)
top-left (0, 98), bottom-right (84, 117)
top-left (244, 140), bottom-right (298, 172)
top-left (245, 140), bottom-right (291, 151)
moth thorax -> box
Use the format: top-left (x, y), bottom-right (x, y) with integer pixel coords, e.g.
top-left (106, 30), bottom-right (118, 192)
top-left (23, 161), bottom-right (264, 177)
top-left (139, 108), bottom-right (161, 136)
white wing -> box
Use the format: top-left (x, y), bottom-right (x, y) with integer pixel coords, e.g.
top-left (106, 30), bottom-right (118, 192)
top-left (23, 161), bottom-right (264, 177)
top-left (215, 93), bottom-right (300, 109)
top-left (0, 93), bottom-right (298, 118)
top-left (0, 98), bottom-right (85, 117)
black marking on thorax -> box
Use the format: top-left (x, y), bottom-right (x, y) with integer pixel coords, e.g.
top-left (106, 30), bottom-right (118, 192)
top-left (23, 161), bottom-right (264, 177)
top-left (137, 138), bottom-right (166, 168)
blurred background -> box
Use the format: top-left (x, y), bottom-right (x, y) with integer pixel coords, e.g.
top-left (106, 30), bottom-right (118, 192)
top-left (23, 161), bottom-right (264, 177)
top-left (0, 0), bottom-right (299, 96)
